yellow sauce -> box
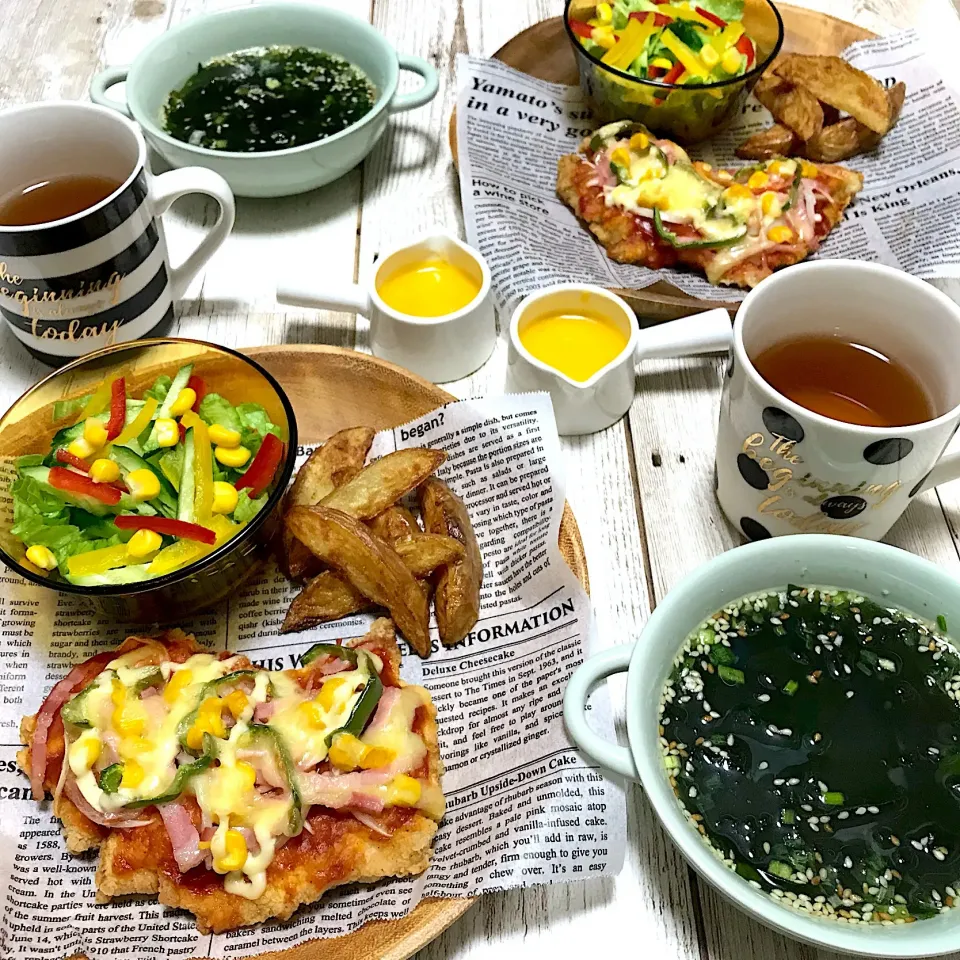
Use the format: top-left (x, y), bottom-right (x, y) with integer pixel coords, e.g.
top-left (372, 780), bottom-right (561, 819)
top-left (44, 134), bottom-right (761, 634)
top-left (519, 311), bottom-right (629, 382)
top-left (377, 258), bottom-right (480, 317)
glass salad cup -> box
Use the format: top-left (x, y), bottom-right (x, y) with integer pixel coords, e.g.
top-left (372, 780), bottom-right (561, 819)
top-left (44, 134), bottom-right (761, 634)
top-left (564, 0), bottom-right (784, 144)
top-left (0, 339), bottom-right (297, 623)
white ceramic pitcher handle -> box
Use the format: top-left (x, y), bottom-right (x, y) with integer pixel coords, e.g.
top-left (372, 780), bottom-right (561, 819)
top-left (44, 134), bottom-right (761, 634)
top-left (276, 277), bottom-right (369, 314)
top-left (635, 307), bottom-right (733, 362)
top-left (564, 645), bottom-right (638, 780)
top-left (149, 167), bottom-right (235, 301)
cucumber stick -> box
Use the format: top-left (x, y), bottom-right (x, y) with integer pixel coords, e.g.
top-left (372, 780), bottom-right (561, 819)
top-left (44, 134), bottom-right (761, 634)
top-left (178, 428), bottom-right (197, 524)
top-left (141, 364), bottom-right (193, 454)
top-left (108, 445), bottom-right (178, 518)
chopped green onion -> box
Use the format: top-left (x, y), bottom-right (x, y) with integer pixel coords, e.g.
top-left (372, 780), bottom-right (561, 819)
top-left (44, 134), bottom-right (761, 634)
top-left (782, 809), bottom-right (796, 824)
top-left (99, 763), bottom-right (123, 794)
top-left (768, 860), bottom-right (793, 879)
top-left (783, 679), bottom-right (799, 696)
top-left (709, 643), bottom-right (736, 666)
top-left (823, 791), bottom-right (845, 806)
top-left (938, 614), bottom-right (948, 632)
top-left (718, 665), bottom-right (745, 685)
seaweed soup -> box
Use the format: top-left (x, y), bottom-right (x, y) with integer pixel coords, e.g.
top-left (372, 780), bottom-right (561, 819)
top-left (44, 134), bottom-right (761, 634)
top-left (659, 585), bottom-right (960, 925)
top-left (163, 46), bottom-right (376, 153)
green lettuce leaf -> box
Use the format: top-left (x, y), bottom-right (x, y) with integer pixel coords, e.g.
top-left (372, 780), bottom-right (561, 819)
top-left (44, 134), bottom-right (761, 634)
top-left (52, 395), bottom-right (91, 422)
top-left (697, 0), bottom-right (744, 22)
top-left (667, 19), bottom-right (705, 51)
top-left (233, 489), bottom-right (269, 525)
top-left (143, 375), bottom-right (173, 405)
top-left (236, 403), bottom-right (282, 456)
top-left (198, 393), bottom-right (243, 434)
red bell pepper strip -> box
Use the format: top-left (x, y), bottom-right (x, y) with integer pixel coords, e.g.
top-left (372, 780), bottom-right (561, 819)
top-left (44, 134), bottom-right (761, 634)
top-left (178, 422), bottom-right (187, 443)
top-left (648, 66), bottom-right (666, 77)
top-left (186, 374), bottom-right (207, 411)
top-left (694, 5), bottom-right (727, 28)
top-left (662, 61), bottom-right (686, 84)
top-left (629, 10), bottom-right (672, 25)
top-left (55, 449), bottom-right (91, 473)
top-left (113, 515), bottom-right (216, 545)
top-left (49, 466), bottom-right (122, 505)
top-left (735, 34), bottom-right (755, 68)
top-left (568, 18), bottom-right (594, 39)
top-left (105, 377), bottom-right (126, 441)
top-left (236, 433), bottom-right (284, 498)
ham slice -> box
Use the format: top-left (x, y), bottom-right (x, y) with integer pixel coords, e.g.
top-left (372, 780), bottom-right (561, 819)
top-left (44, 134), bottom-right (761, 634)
top-left (158, 801), bottom-right (205, 872)
top-left (363, 688), bottom-right (401, 736)
top-left (62, 779), bottom-right (150, 829)
top-left (299, 768), bottom-right (394, 810)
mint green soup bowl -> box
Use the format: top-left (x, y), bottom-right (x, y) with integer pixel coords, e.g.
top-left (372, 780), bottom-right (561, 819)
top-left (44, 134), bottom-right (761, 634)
top-left (90, 4), bottom-right (438, 198)
top-left (566, 535), bottom-right (960, 956)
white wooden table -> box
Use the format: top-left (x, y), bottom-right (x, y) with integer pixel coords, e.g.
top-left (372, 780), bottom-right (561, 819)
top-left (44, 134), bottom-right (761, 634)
top-left (4, 0), bottom-right (960, 958)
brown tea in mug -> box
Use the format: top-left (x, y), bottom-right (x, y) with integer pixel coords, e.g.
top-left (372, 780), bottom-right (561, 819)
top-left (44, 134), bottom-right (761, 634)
top-left (752, 334), bottom-right (935, 427)
top-left (0, 174), bottom-right (121, 226)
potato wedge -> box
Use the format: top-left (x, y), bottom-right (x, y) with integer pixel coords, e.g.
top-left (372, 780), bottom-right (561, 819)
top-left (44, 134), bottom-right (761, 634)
top-left (322, 448), bottom-right (446, 520)
top-left (736, 122), bottom-right (798, 160)
top-left (773, 54), bottom-right (891, 134)
top-left (368, 505), bottom-right (420, 543)
top-left (418, 478), bottom-right (482, 647)
top-left (282, 427), bottom-right (375, 580)
top-left (393, 534), bottom-right (466, 577)
top-left (753, 73), bottom-right (823, 141)
top-left (286, 505), bottom-right (431, 656)
top-left (802, 119), bottom-right (861, 163)
top-left (281, 571), bottom-right (372, 634)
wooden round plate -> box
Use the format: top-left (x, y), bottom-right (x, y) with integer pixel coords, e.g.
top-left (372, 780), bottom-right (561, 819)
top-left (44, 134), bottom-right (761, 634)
top-left (449, 5), bottom-right (875, 323)
top-left (242, 344), bottom-right (588, 960)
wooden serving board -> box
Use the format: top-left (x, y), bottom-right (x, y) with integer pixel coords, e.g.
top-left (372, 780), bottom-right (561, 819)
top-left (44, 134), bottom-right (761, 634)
top-left (449, 5), bottom-right (874, 324)
top-left (240, 345), bottom-right (589, 960)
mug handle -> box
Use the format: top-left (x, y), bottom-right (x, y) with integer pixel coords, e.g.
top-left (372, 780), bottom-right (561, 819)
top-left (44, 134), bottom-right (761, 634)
top-left (916, 441), bottom-right (960, 495)
top-left (390, 55), bottom-right (439, 113)
top-left (634, 307), bottom-right (733, 362)
top-left (276, 277), bottom-right (369, 315)
top-left (563, 645), bottom-right (638, 779)
top-left (90, 66), bottom-right (132, 118)
top-left (149, 168), bottom-right (236, 301)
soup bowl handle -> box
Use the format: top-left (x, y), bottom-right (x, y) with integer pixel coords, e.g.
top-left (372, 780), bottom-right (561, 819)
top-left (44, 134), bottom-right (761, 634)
top-left (391, 56), bottom-right (440, 113)
top-left (564, 645), bottom-right (639, 780)
top-left (90, 66), bottom-right (132, 118)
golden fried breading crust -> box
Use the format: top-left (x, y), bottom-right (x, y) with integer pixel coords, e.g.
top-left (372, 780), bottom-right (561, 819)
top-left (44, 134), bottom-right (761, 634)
top-left (21, 621), bottom-right (443, 934)
top-left (557, 147), bottom-right (863, 288)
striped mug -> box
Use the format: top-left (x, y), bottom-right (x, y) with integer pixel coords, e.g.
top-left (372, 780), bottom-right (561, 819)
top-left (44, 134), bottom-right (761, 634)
top-left (0, 101), bottom-right (235, 364)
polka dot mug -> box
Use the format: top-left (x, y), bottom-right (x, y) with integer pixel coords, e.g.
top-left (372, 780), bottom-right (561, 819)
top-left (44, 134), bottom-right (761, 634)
top-left (716, 260), bottom-right (960, 541)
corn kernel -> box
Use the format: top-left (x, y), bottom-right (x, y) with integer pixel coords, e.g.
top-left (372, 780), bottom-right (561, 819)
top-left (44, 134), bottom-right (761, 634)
top-left (211, 481), bottom-right (239, 515)
top-left (197, 697), bottom-right (227, 739)
top-left (628, 132), bottom-right (650, 152)
top-left (800, 160), bottom-right (819, 179)
top-left (591, 26), bottom-right (616, 49)
top-left (89, 458), bottom-right (121, 484)
top-left (185, 725), bottom-right (205, 751)
top-left (596, 2), bottom-right (612, 23)
top-left (126, 528), bottom-right (162, 559)
top-left (317, 676), bottom-right (347, 712)
top-left (198, 840), bottom-right (211, 850)
top-left (83, 418), bottom-right (108, 449)
top-left (299, 700), bottom-right (325, 726)
top-left (126, 468), bottom-right (161, 501)
top-left (768, 159), bottom-right (795, 177)
top-left (224, 689), bottom-right (248, 719)
top-left (69, 736), bottom-right (101, 772)
top-left (111, 679), bottom-right (125, 709)
top-left (164, 669), bottom-right (193, 705)
top-left (359, 745), bottom-right (397, 770)
top-left (67, 437), bottom-right (96, 460)
top-left (328, 733), bottom-right (368, 771)
top-left (154, 417), bottom-right (180, 448)
top-left (235, 761), bottom-right (257, 793)
top-left (121, 760), bottom-right (145, 789)
top-left (721, 48), bottom-right (743, 74)
top-left (651, 57), bottom-right (673, 70)
top-left (385, 775), bottom-right (422, 807)
top-left (610, 147), bottom-right (631, 169)
top-left (761, 191), bottom-right (781, 216)
top-left (215, 829), bottom-right (247, 872)
top-left (168, 387), bottom-right (196, 418)
top-left (767, 224), bottom-right (795, 244)
top-left (215, 445), bottom-right (251, 468)
top-left (724, 184), bottom-right (753, 201)
top-left (208, 424), bottom-right (242, 448)
top-left (25, 544), bottom-right (57, 571)
top-left (700, 44), bottom-right (720, 67)
top-left (119, 736), bottom-right (153, 760)
top-left (747, 171), bottom-right (769, 190)
top-left (113, 703), bottom-right (146, 737)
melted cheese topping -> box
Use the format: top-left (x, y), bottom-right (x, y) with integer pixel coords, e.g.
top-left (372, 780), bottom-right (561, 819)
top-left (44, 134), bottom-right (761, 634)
top-left (59, 645), bottom-right (436, 901)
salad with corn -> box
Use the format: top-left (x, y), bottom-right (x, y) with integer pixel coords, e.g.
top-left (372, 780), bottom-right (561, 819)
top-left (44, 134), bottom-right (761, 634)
top-left (568, 0), bottom-right (756, 86)
top-left (10, 365), bottom-right (286, 586)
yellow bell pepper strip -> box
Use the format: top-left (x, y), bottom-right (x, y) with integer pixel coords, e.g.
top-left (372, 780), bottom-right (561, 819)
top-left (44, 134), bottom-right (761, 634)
top-left (659, 29), bottom-right (709, 79)
top-left (657, 4), bottom-right (716, 28)
top-left (67, 543), bottom-right (144, 578)
top-left (708, 21), bottom-right (744, 54)
top-left (146, 515), bottom-right (237, 577)
top-left (105, 396), bottom-right (158, 453)
top-left (180, 411), bottom-right (214, 524)
top-left (602, 16), bottom-right (653, 70)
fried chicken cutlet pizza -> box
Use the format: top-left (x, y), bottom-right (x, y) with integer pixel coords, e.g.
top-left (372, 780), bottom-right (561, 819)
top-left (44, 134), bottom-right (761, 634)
top-left (557, 121), bottom-right (864, 289)
top-left (19, 620), bottom-right (444, 934)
